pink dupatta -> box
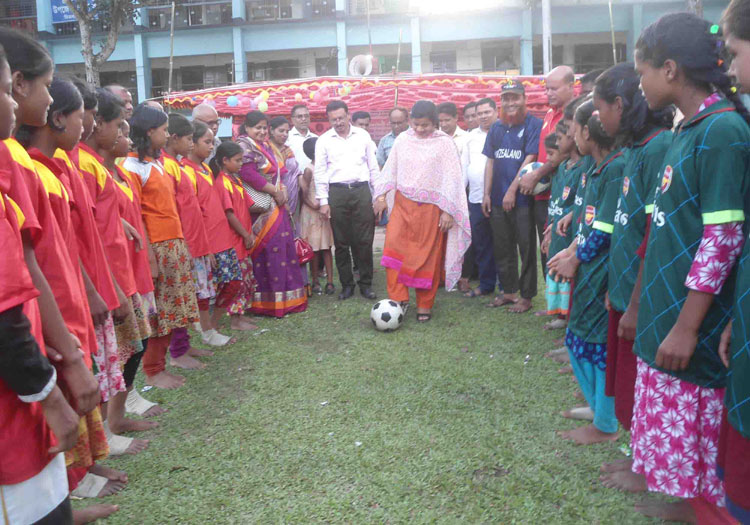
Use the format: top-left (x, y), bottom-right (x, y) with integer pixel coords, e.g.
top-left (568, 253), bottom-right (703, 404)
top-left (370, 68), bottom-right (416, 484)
top-left (372, 128), bottom-right (471, 291)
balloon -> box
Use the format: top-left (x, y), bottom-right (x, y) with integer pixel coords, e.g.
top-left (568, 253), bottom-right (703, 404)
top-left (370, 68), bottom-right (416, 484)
top-left (239, 96), bottom-right (252, 107)
top-left (309, 92), bottom-right (315, 100)
top-left (313, 91), bottom-right (323, 102)
top-left (226, 95), bottom-right (239, 107)
top-left (260, 90), bottom-right (270, 100)
top-left (295, 93), bottom-right (303, 102)
top-left (258, 101), bottom-right (268, 112)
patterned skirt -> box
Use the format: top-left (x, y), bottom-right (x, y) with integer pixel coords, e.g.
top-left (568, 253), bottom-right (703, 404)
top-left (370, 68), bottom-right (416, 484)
top-left (150, 239), bottom-right (199, 337)
top-left (64, 406), bottom-right (109, 470)
top-left (92, 314), bottom-right (126, 403)
top-left (213, 247), bottom-right (242, 285)
top-left (631, 358), bottom-right (725, 504)
top-left (227, 257), bottom-right (256, 315)
top-left (193, 255), bottom-right (216, 300)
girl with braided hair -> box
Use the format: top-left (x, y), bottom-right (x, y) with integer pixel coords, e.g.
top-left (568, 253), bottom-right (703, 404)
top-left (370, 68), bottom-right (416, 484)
top-left (716, 0), bottom-right (750, 521)
top-left (629, 12), bottom-right (750, 522)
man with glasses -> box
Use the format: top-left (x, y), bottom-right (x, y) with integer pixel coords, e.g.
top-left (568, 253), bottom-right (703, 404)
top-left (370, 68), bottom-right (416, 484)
top-left (376, 107), bottom-right (409, 168)
top-left (192, 103), bottom-right (223, 162)
top-left (287, 104), bottom-right (318, 172)
top-left (517, 65), bottom-right (575, 277)
top-left (314, 101), bottom-right (380, 300)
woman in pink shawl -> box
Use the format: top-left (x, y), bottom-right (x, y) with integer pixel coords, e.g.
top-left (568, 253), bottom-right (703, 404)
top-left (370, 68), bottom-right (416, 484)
top-left (373, 100), bottom-right (471, 322)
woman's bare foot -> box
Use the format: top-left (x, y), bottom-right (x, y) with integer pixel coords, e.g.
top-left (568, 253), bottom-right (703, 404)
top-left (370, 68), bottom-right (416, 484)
top-left (487, 294), bottom-right (516, 308)
top-left (73, 504), bottom-right (119, 524)
top-left (170, 354), bottom-right (206, 370)
top-left (90, 464), bottom-right (128, 483)
top-left (635, 499), bottom-right (696, 523)
top-left (142, 404), bottom-right (166, 417)
top-left (573, 390), bottom-right (585, 401)
top-left (145, 371), bottom-right (185, 389)
top-left (600, 458), bottom-right (633, 473)
top-left (558, 424), bottom-right (619, 445)
top-left (558, 365), bottom-right (573, 374)
top-left (109, 416), bottom-right (158, 434)
top-left (600, 469), bottom-right (647, 492)
top-left (230, 316), bottom-right (259, 331)
top-left (507, 298), bottom-right (532, 313)
top-left (188, 346), bottom-right (214, 357)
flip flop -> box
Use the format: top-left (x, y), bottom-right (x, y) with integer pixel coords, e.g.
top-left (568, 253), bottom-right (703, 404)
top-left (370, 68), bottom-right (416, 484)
top-left (325, 283), bottom-right (335, 295)
top-left (416, 312), bottom-right (432, 323)
top-left (486, 297), bottom-right (516, 308)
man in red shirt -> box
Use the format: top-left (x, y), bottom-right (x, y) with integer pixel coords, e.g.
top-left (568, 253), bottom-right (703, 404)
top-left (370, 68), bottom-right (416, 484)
top-left (518, 65), bottom-right (575, 278)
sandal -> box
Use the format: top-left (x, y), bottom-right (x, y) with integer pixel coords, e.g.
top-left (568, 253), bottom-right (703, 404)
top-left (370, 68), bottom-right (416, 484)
top-left (416, 311), bottom-right (432, 323)
top-left (311, 283), bottom-right (322, 295)
top-left (325, 283), bottom-right (335, 295)
top-left (399, 301), bottom-right (410, 315)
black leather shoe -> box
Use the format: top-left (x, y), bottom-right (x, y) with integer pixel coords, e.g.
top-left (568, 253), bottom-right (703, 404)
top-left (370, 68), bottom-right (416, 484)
top-left (338, 286), bottom-right (354, 300)
top-left (360, 287), bottom-right (377, 300)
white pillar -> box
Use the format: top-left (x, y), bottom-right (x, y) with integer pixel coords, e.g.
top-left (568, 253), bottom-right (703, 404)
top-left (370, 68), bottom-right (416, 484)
top-left (542, 0), bottom-right (552, 73)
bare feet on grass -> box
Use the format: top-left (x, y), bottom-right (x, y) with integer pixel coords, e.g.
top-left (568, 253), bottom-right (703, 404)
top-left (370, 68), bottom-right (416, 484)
top-left (145, 371), bottom-right (185, 389)
top-left (635, 499), bottom-right (696, 523)
top-left (230, 316), bottom-right (258, 331)
top-left (73, 505), bottom-right (119, 524)
top-left (600, 469), bottom-right (647, 492)
top-left (142, 404), bottom-right (166, 417)
top-left (573, 390), bottom-right (585, 401)
top-left (188, 346), bottom-right (214, 357)
top-left (558, 365), bottom-right (573, 374)
top-left (557, 424), bottom-right (619, 445)
top-left (170, 354), bottom-right (206, 370)
top-left (109, 417), bottom-right (158, 434)
top-left (87, 464), bottom-right (127, 496)
top-left (507, 298), bottom-right (532, 313)
top-left (600, 458), bottom-right (632, 473)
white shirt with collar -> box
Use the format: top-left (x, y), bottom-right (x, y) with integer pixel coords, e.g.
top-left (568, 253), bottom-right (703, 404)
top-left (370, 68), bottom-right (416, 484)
top-left (286, 126), bottom-right (318, 172)
top-left (313, 125), bottom-right (379, 206)
top-left (451, 126), bottom-right (469, 159)
top-left (461, 127), bottom-right (490, 204)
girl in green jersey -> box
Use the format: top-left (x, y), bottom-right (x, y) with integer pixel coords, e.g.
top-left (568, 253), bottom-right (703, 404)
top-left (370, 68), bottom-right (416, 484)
top-left (717, 0), bottom-right (750, 522)
top-left (631, 12), bottom-right (750, 523)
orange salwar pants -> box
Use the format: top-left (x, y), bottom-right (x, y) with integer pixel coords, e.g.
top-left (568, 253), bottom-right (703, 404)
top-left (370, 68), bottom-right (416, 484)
top-left (383, 192), bottom-right (446, 310)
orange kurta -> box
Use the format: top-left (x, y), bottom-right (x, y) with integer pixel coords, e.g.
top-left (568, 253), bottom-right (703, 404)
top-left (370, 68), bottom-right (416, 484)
top-left (382, 191), bottom-right (446, 309)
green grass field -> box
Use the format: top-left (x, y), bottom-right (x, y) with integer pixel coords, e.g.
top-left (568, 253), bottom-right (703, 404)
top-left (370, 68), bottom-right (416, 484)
top-left (85, 256), bottom-right (666, 524)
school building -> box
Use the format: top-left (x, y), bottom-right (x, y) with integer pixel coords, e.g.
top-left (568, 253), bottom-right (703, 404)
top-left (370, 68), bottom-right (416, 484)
top-left (1, 0), bottom-right (729, 104)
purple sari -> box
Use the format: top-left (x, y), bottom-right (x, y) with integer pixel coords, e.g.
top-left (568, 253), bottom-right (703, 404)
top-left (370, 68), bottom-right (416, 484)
top-left (237, 135), bottom-right (307, 317)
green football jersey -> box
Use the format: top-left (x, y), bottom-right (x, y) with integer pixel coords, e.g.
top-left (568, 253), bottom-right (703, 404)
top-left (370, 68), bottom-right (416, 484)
top-left (608, 129), bottom-right (673, 313)
top-left (635, 100), bottom-right (750, 388)
top-left (568, 149), bottom-right (626, 344)
top-left (548, 156), bottom-right (593, 259)
top-left (727, 236), bottom-right (750, 438)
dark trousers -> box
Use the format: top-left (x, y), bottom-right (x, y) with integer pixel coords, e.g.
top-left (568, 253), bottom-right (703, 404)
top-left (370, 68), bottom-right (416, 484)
top-left (490, 204), bottom-right (537, 299)
top-left (35, 497), bottom-right (73, 525)
top-left (469, 202), bottom-right (499, 293)
top-left (329, 183), bottom-right (375, 288)
top-left (532, 198), bottom-right (549, 276)
top-left (461, 244), bottom-right (476, 279)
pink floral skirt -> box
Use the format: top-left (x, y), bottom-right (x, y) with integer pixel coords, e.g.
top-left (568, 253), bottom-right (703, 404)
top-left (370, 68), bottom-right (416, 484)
top-left (631, 358), bottom-right (725, 504)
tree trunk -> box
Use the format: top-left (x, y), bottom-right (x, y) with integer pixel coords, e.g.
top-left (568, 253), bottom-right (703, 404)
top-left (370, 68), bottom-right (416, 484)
top-left (78, 19), bottom-right (101, 85)
top-left (686, 0), bottom-right (703, 17)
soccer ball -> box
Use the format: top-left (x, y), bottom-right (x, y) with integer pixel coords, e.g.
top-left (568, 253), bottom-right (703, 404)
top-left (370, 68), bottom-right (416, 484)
top-left (518, 161), bottom-right (550, 195)
top-left (370, 299), bottom-right (404, 332)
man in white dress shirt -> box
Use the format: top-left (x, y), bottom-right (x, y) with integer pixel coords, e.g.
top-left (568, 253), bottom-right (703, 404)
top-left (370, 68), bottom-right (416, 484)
top-left (461, 97), bottom-right (500, 297)
top-left (314, 101), bottom-right (380, 300)
top-left (286, 104), bottom-right (318, 172)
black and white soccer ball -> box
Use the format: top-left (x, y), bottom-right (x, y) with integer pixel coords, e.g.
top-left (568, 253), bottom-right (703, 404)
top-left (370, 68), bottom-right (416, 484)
top-left (370, 299), bottom-right (404, 332)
